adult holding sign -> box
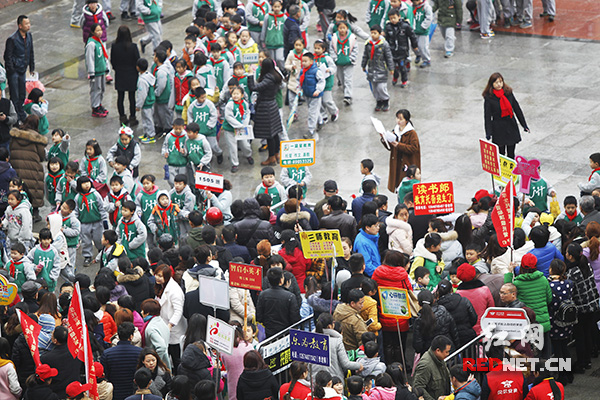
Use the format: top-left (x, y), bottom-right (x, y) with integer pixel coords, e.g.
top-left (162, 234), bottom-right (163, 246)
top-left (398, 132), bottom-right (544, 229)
top-left (380, 109), bottom-right (421, 193)
top-left (482, 72), bottom-right (529, 159)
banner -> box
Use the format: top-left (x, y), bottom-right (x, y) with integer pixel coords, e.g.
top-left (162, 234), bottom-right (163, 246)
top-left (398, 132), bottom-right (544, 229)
top-left (479, 139), bottom-right (501, 176)
top-left (229, 263), bottom-right (263, 291)
top-left (413, 181), bottom-right (455, 216)
top-left (298, 230), bottom-right (344, 258)
top-left (493, 155), bottom-right (520, 188)
top-left (17, 310), bottom-right (41, 366)
top-left (68, 283), bottom-right (99, 399)
top-left (378, 287), bottom-right (411, 319)
top-left (512, 156), bottom-right (541, 194)
top-left (0, 274), bottom-right (18, 305)
top-left (491, 180), bottom-right (515, 248)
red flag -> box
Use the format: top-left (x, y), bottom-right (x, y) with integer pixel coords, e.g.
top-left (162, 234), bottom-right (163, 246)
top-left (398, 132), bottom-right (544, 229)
top-left (17, 310), bottom-right (41, 366)
top-left (491, 179), bottom-right (515, 248)
top-left (68, 282), bottom-right (99, 399)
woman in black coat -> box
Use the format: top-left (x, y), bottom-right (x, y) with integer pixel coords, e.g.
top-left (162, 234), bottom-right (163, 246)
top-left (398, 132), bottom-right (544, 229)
top-left (248, 57), bottom-right (284, 166)
top-left (413, 289), bottom-right (460, 356)
top-left (436, 279), bottom-right (478, 347)
top-left (483, 72), bottom-right (529, 159)
top-left (110, 25), bottom-right (140, 126)
top-left (237, 350), bottom-right (279, 400)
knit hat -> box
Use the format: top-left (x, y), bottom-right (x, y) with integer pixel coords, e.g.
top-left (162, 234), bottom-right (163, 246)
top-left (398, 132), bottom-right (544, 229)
top-left (94, 361), bottom-right (104, 378)
top-left (66, 381), bottom-right (92, 398)
top-left (256, 239), bottom-right (271, 257)
top-left (474, 189), bottom-right (492, 203)
top-left (119, 126), bottom-right (134, 137)
top-left (457, 263), bottom-right (477, 282)
top-left (521, 253), bottom-right (538, 270)
top-left (36, 364), bottom-right (58, 381)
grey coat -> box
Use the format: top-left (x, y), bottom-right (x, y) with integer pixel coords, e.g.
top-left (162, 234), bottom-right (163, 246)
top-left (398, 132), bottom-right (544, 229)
top-left (361, 38), bottom-right (394, 83)
top-left (312, 328), bottom-right (361, 380)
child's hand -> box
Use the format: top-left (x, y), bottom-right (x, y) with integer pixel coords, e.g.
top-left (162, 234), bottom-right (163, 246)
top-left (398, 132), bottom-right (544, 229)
top-left (108, 161), bottom-right (115, 168)
top-left (206, 192), bottom-right (213, 199)
top-left (115, 201), bottom-right (121, 208)
top-left (313, 90), bottom-right (320, 97)
top-left (164, 154), bottom-right (169, 159)
top-left (435, 265), bottom-right (442, 274)
top-left (509, 261), bottom-right (516, 271)
top-left (35, 264), bottom-right (43, 273)
top-left (136, 107), bottom-right (140, 112)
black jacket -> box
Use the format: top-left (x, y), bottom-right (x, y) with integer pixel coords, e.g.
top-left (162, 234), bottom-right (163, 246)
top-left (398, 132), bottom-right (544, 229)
top-left (110, 41), bottom-right (140, 92)
top-left (234, 198), bottom-right (277, 258)
top-left (314, 0), bottom-right (335, 12)
top-left (224, 242), bottom-right (252, 264)
top-left (183, 287), bottom-right (231, 321)
top-left (247, 75), bottom-right (283, 139)
top-left (117, 267), bottom-right (152, 312)
top-left (40, 344), bottom-right (84, 399)
top-left (237, 368), bottom-right (279, 400)
top-left (484, 91), bottom-right (528, 146)
top-left (23, 384), bottom-right (60, 400)
top-left (413, 304), bottom-right (460, 355)
top-left (340, 273), bottom-right (368, 303)
top-left (256, 286), bottom-right (300, 338)
top-left (408, 208), bottom-right (432, 247)
top-left (4, 30), bottom-right (34, 74)
top-left (178, 343), bottom-right (213, 382)
top-left (385, 20), bottom-right (418, 60)
top-left (12, 333), bottom-right (35, 389)
top-left (437, 293), bottom-right (478, 346)
top-left (283, 17), bottom-right (302, 55)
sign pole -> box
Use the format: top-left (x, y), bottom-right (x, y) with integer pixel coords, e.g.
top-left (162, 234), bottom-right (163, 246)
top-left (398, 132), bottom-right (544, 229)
top-left (491, 174), bottom-right (496, 195)
top-left (396, 319), bottom-right (407, 379)
top-left (243, 290), bottom-right (248, 332)
top-left (296, 168), bottom-right (300, 225)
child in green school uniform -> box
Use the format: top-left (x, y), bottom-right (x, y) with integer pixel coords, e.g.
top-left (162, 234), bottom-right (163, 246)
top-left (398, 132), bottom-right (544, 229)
top-left (60, 199), bottom-right (81, 269)
top-left (260, 0), bottom-right (286, 68)
top-left (48, 129), bottom-right (70, 167)
top-left (148, 190), bottom-right (180, 245)
top-left (105, 175), bottom-right (132, 229)
top-left (56, 161), bottom-right (79, 204)
top-left (136, 174), bottom-right (159, 246)
top-left (74, 176), bottom-right (109, 267)
top-left (221, 86), bottom-right (253, 173)
top-left (117, 201), bottom-right (147, 261)
top-left (28, 228), bottom-right (60, 292)
top-left (169, 175), bottom-right (196, 242)
top-left (396, 165), bottom-right (420, 204)
top-left (208, 43), bottom-right (231, 92)
top-left (558, 196), bottom-right (583, 226)
top-left (45, 157), bottom-right (64, 208)
top-left (5, 242), bottom-right (35, 292)
top-left (79, 139), bottom-right (107, 184)
top-left (254, 167), bottom-right (287, 211)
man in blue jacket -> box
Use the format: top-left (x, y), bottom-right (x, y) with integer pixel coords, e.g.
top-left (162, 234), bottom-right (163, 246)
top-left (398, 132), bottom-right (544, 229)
top-left (354, 213), bottom-right (381, 276)
top-left (283, 5), bottom-right (302, 55)
top-left (3, 15), bottom-right (35, 122)
top-left (101, 322), bottom-right (143, 400)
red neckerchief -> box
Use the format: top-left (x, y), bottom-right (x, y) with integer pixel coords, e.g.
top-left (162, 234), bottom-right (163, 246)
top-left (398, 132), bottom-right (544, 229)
top-left (86, 156), bottom-right (98, 176)
top-left (566, 210), bottom-right (579, 221)
top-left (122, 218), bottom-right (135, 237)
top-left (233, 75), bottom-right (244, 84)
top-left (294, 50), bottom-right (303, 62)
top-left (315, 54), bottom-right (325, 63)
top-left (143, 185), bottom-right (159, 196)
top-left (369, 39), bottom-right (381, 59)
top-left (171, 132), bottom-right (185, 152)
top-left (210, 56), bottom-right (224, 65)
top-left (493, 88), bottom-right (514, 118)
top-left (299, 65), bottom-right (311, 88)
top-left (234, 99), bottom-right (245, 117)
top-left (269, 12), bottom-right (284, 26)
top-left (110, 190), bottom-right (128, 223)
top-left (92, 36), bottom-right (108, 59)
top-left (372, 0), bottom-right (384, 14)
top-left (253, 1), bottom-right (266, 15)
top-left (9, 259), bottom-right (22, 277)
top-left (413, 3), bottom-right (424, 15)
top-left (48, 171), bottom-right (64, 189)
top-left (228, 48), bottom-right (237, 59)
top-left (62, 215), bottom-right (71, 224)
top-left (589, 168), bottom-right (600, 181)
top-left (263, 183), bottom-right (272, 195)
top-left (207, 38), bottom-right (217, 52)
top-left (157, 204), bottom-right (172, 227)
top-left (152, 64), bottom-right (159, 75)
top-left (81, 191), bottom-right (93, 212)
top-left (65, 179), bottom-right (71, 194)
top-left (337, 35), bottom-right (349, 55)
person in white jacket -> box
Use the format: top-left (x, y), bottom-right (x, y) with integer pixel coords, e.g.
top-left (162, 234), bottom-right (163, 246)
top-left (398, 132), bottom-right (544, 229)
top-left (155, 264), bottom-right (187, 372)
top-left (386, 204), bottom-right (413, 255)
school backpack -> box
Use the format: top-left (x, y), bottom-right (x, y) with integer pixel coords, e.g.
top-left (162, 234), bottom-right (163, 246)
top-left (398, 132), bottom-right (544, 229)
top-left (553, 299), bottom-right (578, 327)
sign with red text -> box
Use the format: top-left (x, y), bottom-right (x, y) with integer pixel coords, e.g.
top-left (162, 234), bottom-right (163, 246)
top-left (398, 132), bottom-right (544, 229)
top-left (413, 182), bottom-right (455, 215)
top-left (207, 315), bottom-right (235, 355)
top-left (512, 156), bottom-right (541, 194)
top-left (195, 171), bottom-right (224, 193)
top-left (229, 262), bottom-right (263, 291)
top-left (479, 139), bottom-right (501, 176)
top-left (491, 180), bottom-right (515, 247)
top-left (299, 229), bottom-right (343, 258)
top-left (481, 307), bottom-right (530, 340)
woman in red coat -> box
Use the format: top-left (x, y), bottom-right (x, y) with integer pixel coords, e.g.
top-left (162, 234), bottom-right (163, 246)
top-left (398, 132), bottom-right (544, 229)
top-left (371, 250), bottom-right (413, 365)
top-left (279, 230), bottom-right (311, 293)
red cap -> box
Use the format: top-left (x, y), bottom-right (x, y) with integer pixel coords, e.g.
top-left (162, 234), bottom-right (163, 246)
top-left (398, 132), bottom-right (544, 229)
top-left (521, 253), bottom-right (538, 270)
top-left (457, 263), bottom-right (477, 282)
top-left (36, 364), bottom-right (58, 381)
top-left (66, 381), bottom-right (92, 398)
top-left (93, 362), bottom-right (104, 378)
top-left (474, 189), bottom-right (492, 203)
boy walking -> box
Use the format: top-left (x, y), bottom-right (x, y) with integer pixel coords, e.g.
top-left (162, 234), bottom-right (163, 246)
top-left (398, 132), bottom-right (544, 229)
top-left (433, 0), bottom-right (462, 57)
top-left (361, 25), bottom-right (394, 112)
top-left (137, 0), bottom-right (162, 53)
top-left (385, 8), bottom-right (418, 87)
top-left (187, 87), bottom-right (222, 164)
top-left (299, 53), bottom-right (325, 141)
top-left (162, 118), bottom-right (188, 187)
top-left (153, 49), bottom-right (175, 137)
top-left (411, 0), bottom-right (433, 66)
top-left (136, 58), bottom-right (156, 144)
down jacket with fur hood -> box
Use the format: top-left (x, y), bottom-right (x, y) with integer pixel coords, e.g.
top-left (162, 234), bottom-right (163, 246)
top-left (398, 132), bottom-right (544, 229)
top-left (9, 127), bottom-right (47, 208)
top-left (385, 215), bottom-right (413, 254)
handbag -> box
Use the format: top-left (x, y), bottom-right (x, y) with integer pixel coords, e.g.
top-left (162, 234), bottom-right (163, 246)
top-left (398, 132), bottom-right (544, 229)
top-left (549, 195), bottom-right (560, 218)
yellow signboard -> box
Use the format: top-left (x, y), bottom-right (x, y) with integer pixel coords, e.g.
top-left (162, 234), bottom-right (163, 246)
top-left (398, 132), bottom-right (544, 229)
top-left (299, 230), bottom-right (343, 259)
top-left (493, 155), bottom-right (520, 188)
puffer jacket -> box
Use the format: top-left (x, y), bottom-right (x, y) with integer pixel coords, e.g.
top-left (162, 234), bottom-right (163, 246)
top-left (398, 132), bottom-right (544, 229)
top-left (279, 210), bottom-right (311, 231)
top-left (454, 379), bottom-right (481, 400)
top-left (354, 229), bottom-right (381, 277)
top-left (505, 270), bottom-right (552, 332)
top-left (117, 266), bottom-right (152, 311)
top-left (432, 0), bottom-right (463, 28)
top-left (456, 280), bottom-right (495, 335)
top-left (363, 386), bottom-right (396, 400)
top-left (333, 303), bottom-right (368, 350)
top-left (312, 328), bottom-right (361, 384)
top-left (361, 37), bottom-right (394, 83)
top-left (237, 368), bottom-right (279, 400)
top-left (81, 4), bottom-right (109, 43)
top-left (307, 291), bottom-right (341, 318)
top-left (178, 343), bottom-right (213, 382)
top-left (384, 19), bottom-right (418, 60)
top-left (9, 127), bottom-right (47, 208)
top-left (256, 286), bottom-right (300, 338)
top-left (371, 264), bottom-right (413, 332)
top-left (280, 247), bottom-right (311, 292)
top-left (437, 292), bottom-right (477, 346)
top-left (438, 231), bottom-right (464, 264)
top-left (2, 199), bottom-right (32, 243)
top-left (413, 304), bottom-right (459, 355)
top-left (182, 263), bottom-right (224, 292)
top-left (386, 215), bottom-right (413, 254)
top-left (234, 198), bottom-right (276, 258)
top-left (360, 295), bottom-right (382, 332)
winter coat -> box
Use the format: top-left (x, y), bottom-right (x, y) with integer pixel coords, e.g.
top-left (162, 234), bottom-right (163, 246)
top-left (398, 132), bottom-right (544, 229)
top-left (222, 342), bottom-right (254, 400)
top-left (528, 243), bottom-right (564, 277)
top-left (384, 20), bottom-right (418, 60)
top-left (237, 368), bottom-right (279, 400)
top-left (490, 249), bottom-right (512, 274)
top-left (372, 264), bottom-right (413, 331)
top-left (413, 304), bottom-right (459, 355)
top-left (437, 292), bottom-right (477, 346)
top-left (386, 215), bottom-right (413, 254)
top-left (230, 286), bottom-right (256, 324)
top-left (412, 349), bottom-right (451, 400)
top-left (432, 0), bottom-right (463, 27)
top-left (524, 377), bottom-right (564, 400)
top-left (279, 380), bottom-right (311, 400)
top-left (100, 341), bottom-right (143, 400)
top-left (456, 280), bottom-right (495, 335)
top-left (182, 263), bottom-right (224, 292)
top-left (360, 295), bottom-right (382, 332)
top-left (178, 343), bottom-right (213, 382)
top-left (583, 246), bottom-right (600, 295)
top-left (234, 198), bottom-right (277, 258)
top-left (143, 315), bottom-right (171, 370)
top-left (81, 4), bottom-right (109, 43)
top-left (477, 272), bottom-right (505, 307)
top-left (361, 38), bottom-right (394, 83)
top-left (333, 302), bottom-right (369, 350)
top-left (0, 161), bottom-right (16, 206)
top-left (4, 30), bottom-right (35, 74)
top-left (312, 328), bottom-right (362, 383)
top-left (566, 261), bottom-right (600, 314)
top-left (158, 278), bottom-right (187, 344)
top-left (359, 357), bottom-right (387, 378)
top-left (505, 270), bottom-right (552, 332)
top-left (148, 367), bottom-right (172, 398)
top-left (321, 210), bottom-right (358, 241)
top-left (2, 199), bottom-right (32, 243)
top-left (0, 361), bottom-right (21, 400)
top-left (110, 41), bottom-right (140, 92)
top-left (362, 386), bottom-right (397, 400)
top-left (117, 266), bottom-right (151, 311)
top-left (384, 123), bottom-right (421, 193)
top-left (23, 385), bottom-right (59, 400)
top-left (454, 379), bottom-right (481, 400)
top-left (247, 74), bottom-right (283, 139)
top-left (279, 210), bottom-right (311, 232)
top-left (438, 231), bottom-right (463, 264)
top-left (280, 247), bottom-right (311, 292)
top-left (484, 91), bottom-right (528, 147)
top-left (548, 279), bottom-right (573, 340)
top-left (307, 292), bottom-right (341, 318)
top-left (12, 334), bottom-right (35, 389)
top-left (9, 127), bottom-right (47, 208)
top-left (354, 229), bottom-right (381, 277)
top-left (256, 285), bottom-right (300, 338)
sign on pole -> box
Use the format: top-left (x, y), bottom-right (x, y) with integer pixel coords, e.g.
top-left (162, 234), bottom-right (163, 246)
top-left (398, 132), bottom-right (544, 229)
top-left (199, 276), bottom-right (230, 310)
top-left (195, 171), bottom-right (224, 193)
top-left (206, 315), bottom-right (235, 354)
top-left (413, 181), bottom-right (455, 216)
top-left (512, 156), bottom-right (541, 194)
top-left (298, 229), bottom-right (343, 258)
top-left (290, 329), bottom-right (330, 366)
top-left (479, 139), bottom-right (501, 176)
top-left (493, 155), bottom-right (520, 189)
top-left (0, 274), bottom-right (18, 305)
top-left (279, 139), bottom-right (316, 168)
top-left (378, 287), bottom-right (411, 319)
top-left (481, 307), bottom-right (530, 340)
top-left (491, 180), bottom-right (515, 248)
top-left (260, 336), bottom-right (292, 374)
top-left (242, 52), bottom-right (259, 64)
top-left (229, 262), bottom-right (263, 291)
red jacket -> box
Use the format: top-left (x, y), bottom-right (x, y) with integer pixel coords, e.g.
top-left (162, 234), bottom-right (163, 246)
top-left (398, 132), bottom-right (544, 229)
top-left (280, 247), bottom-right (311, 293)
top-left (456, 280), bottom-right (495, 334)
top-left (371, 264), bottom-right (412, 331)
top-left (174, 72), bottom-right (192, 107)
top-left (524, 378), bottom-right (564, 400)
top-left (482, 369), bottom-right (527, 400)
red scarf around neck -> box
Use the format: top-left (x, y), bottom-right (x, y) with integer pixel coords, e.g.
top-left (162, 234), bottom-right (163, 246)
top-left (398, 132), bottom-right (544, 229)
top-left (48, 172), bottom-right (64, 189)
top-left (87, 156), bottom-right (98, 176)
top-left (565, 210), bottom-right (579, 222)
top-left (269, 12), bottom-right (284, 26)
top-left (253, 1), bottom-right (266, 15)
top-left (9, 259), bottom-right (22, 277)
top-left (171, 132), bottom-right (185, 151)
top-left (92, 36), bottom-right (108, 59)
top-left (81, 191), bottom-right (93, 212)
top-left (122, 218), bottom-right (135, 237)
top-left (589, 168), bottom-right (600, 181)
top-left (298, 65), bottom-right (311, 88)
top-left (369, 39), bottom-right (381, 59)
top-left (110, 191), bottom-right (128, 223)
top-left (493, 88), bottom-right (514, 118)
top-left (337, 36), bottom-right (349, 55)
top-left (234, 99), bottom-right (245, 117)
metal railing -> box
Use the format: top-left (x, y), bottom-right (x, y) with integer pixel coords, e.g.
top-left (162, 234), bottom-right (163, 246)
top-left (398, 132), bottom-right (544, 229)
top-left (444, 333), bottom-right (488, 382)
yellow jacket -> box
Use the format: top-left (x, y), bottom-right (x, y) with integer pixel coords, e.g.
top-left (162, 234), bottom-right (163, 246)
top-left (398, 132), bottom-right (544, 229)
top-left (360, 295), bottom-right (382, 333)
top-left (237, 38), bottom-right (259, 73)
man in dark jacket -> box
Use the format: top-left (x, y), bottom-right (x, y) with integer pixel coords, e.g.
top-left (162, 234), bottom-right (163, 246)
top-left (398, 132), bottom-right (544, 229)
top-left (0, 91), bottom-right (18, 151)
top-left (340, 253), bottom-right (367, 303)
top-left (222, 225), bottom-right (252, 263)
top-left (413, 335), bottom-right (452, 400)
top-left (234, 198), bottom-right (276, 258)
top-left (321, 195), bottom-right (357, 241)
top-left (100, 322), bottom-right (143, 400)
top-left (186, 210), bottom-right (206, 249)
top-left (40, 326), bottom-right (84, 399)
top-left (351, 180), bottom-right (377, 223)
top-left (183, 285), bottom-right (231, 321)
top-left (257, 267), bottom-right (300, 338)
top-left (3, 15), bottom-right (35, 122)
top-left (283, 5), bottom-right (302, 55)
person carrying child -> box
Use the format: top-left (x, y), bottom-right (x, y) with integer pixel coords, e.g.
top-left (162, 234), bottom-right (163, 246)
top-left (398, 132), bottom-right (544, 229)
top-left (85, 23), bottom-right (110, 118)
top-left (361, 25), bottom-right (394, 112)
top-left (385, 9), bottom-right (418, 88)
top-left (117, 200), bottom-right (147, 261)
top-left (411, 233), bottom-right (444, 290)
top-left (74, 176), bottom-right (109, 267)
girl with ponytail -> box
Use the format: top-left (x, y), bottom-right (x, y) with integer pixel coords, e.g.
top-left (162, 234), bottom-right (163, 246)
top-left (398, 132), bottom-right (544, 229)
top-left (412, 289), bottom-right (459, 356)
top-left (279, 361), bottom-right (310, 400)
top-left (306, 370), bottom-right (341, 400)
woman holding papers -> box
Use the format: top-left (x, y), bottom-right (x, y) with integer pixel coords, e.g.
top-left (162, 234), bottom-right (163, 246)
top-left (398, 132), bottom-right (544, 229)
top-left (380, 109), bottom-right (421, 193)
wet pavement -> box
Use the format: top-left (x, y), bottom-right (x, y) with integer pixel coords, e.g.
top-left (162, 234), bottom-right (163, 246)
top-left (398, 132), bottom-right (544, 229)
top-left (1, 0), bottom-right (600, 395)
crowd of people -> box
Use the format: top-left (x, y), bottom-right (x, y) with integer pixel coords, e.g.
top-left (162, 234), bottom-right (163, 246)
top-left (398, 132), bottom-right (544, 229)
top-left (0, 0), bottom-right (589, 399)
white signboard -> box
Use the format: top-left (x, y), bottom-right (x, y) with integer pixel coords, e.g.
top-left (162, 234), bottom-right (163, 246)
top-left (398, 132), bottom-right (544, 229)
top-left (242, 52), bottom-right (259, 64)
top-left (199, 275), bottom-right (230, 310)
top-left (481, 307), bottom-right (530, 341)
top-left (206, 315), bottom-right (235, 354)
top-left (195, 171), bottom-right (224, 193)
